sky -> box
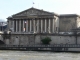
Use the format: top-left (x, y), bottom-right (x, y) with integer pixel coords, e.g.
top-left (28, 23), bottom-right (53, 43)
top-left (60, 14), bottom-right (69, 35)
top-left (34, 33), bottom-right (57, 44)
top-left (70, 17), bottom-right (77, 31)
top-left (0, 0), bottom-right (80, 21)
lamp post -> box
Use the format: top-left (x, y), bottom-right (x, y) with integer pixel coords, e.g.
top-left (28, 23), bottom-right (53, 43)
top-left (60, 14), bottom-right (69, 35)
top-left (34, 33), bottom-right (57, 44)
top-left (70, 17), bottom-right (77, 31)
top-left (1, 22), bottom-right (3, 31)
top-left (74, 30), bottom-right (77, 44)
top-left (72, 28), bottom-right (80, 45)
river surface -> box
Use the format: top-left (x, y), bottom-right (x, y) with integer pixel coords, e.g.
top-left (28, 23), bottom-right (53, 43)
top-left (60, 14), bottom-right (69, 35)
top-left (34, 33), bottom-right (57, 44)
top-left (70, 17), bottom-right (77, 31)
top-left (0, 50), bottom-right (80, 60)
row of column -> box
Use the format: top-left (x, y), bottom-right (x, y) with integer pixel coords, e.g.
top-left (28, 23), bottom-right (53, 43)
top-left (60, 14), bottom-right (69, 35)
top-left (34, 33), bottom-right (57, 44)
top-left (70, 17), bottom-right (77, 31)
top-left (12, 18), bottom-right (57, 33)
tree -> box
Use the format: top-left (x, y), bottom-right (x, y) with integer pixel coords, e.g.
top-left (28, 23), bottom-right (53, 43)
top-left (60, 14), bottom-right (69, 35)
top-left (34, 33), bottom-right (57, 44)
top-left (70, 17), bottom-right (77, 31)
top-left (41, 37), bottom-right (51, 44)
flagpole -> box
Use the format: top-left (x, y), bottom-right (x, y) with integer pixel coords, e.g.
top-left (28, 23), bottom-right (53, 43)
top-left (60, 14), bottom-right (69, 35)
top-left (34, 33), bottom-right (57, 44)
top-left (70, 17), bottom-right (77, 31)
top-left (32, 0), bottom-right (34, 7)
top-left (38, 3), bottom-right (39, 9)
top-left (32, 2), bottom-right (35, 7)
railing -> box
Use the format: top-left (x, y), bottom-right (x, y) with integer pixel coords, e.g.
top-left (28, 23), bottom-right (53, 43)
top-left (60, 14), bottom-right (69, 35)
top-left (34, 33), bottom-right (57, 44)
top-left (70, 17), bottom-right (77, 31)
top-left (0, 44), bottom-right (80, 48)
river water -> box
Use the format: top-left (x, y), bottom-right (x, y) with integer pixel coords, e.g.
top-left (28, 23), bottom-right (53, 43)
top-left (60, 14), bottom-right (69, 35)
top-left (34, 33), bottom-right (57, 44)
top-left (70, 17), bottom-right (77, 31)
top-left (0, 50), bottom-right (80, 60)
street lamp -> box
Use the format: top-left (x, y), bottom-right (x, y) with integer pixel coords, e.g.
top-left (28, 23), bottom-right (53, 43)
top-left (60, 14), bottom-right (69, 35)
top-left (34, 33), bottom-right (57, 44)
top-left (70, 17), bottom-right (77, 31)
top-left (71, 28), bottom-right (80, 44)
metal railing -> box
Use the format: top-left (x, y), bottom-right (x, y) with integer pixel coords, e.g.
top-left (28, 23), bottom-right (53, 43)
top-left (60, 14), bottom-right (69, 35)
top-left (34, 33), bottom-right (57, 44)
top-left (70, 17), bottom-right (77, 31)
top-left (0, 44), bottom-right (80, 48)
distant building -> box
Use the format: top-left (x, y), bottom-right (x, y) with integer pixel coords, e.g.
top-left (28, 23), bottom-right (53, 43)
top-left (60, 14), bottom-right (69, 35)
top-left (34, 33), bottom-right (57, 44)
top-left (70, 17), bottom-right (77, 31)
top-left (0, 22), bottom-right (7, 31)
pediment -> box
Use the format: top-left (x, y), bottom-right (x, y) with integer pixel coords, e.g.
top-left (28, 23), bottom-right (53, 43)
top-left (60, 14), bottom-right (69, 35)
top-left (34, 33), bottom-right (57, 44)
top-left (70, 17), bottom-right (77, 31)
top-left (12, 7), bottom-right (54, 17)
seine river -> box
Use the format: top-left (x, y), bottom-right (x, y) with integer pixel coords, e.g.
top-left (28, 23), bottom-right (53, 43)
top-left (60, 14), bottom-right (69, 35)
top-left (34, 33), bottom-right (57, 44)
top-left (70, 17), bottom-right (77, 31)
top-left (0, 50), bottom-right (80, 60)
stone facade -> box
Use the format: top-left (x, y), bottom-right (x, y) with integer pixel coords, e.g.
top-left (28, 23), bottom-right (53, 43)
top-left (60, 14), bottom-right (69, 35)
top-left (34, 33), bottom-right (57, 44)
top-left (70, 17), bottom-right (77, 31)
top-left (4, 34), bottom-right (80, 45)
top-left (7, 7), bottom-right (80, 34)
top-left (59, 14), bottom-right (80, 32)
top-left (7, 7), bottom-right (59, 34)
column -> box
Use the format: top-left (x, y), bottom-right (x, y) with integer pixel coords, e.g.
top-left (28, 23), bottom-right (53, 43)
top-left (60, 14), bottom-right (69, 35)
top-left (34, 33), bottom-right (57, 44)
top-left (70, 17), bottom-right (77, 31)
top-left (45, 19), bottom-right (47, 32)
top-left (19, 20), bottom-right (21, 32)
top-left (49, 19), bottom-right (51, 33)
top-left (37, 20), bottom-right (39, 33)
top-left (14, 20), bottom-right (16, 32)
top-left (41, 19), bottom-right (43, 33)
top-left (52, 19), bottom-right (54, 33)
top-left (12, 20), bottom-right (14, 32)
top-left (30, 20), bottom-right (32, 32)
top-left (16, 20), bottom-right (17, 32)
top-left (23, 20), bottom-right (24, 32)
top-left (56, 17), bottom-right (59, 33)
top-left (33, 19), bottom-right (36, 33)
top-left (26, 20), bottom-right (28, 32)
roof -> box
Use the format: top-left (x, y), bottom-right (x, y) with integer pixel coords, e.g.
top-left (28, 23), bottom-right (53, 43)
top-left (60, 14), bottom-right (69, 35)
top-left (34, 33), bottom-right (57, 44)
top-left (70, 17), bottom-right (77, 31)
top-left (7, 7), bottom-right (58, 19)
top-left (59, 14), bottom-right (80, 18)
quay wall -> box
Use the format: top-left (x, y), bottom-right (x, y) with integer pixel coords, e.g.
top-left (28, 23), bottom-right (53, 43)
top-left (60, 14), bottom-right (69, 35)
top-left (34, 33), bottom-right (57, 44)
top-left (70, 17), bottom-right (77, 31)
top-left (4, 34), bottom-right (80, 45)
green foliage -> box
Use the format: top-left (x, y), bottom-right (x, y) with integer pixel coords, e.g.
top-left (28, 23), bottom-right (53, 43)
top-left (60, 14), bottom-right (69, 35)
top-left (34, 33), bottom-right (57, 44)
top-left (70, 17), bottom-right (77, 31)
top-left (41, 37), bottom-right (51, 44)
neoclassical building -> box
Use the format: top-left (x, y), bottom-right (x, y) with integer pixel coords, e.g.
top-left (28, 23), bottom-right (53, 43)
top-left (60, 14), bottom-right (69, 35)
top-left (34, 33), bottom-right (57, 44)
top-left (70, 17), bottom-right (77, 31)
top-left (7, 7), bottom-right (59, 34)
top-left (7, 7), bottom-right (80, 34)
top-left (5, 7), bottom-right (80, 45)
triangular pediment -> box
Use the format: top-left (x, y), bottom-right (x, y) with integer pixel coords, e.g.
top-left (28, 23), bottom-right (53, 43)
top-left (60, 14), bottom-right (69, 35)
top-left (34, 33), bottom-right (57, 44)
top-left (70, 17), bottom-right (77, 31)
top-left (12, 7), bottom-right (55, 17)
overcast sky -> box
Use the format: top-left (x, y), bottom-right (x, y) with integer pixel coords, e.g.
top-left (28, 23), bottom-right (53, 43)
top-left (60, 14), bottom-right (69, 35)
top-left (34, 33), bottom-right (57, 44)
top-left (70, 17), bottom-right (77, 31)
top-left (0, 0), bottom-right (80, 21)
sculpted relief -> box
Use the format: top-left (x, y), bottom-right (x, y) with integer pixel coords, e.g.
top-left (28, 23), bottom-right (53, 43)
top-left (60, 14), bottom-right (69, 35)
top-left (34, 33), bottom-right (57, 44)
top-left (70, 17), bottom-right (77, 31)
top-left (27, 10), bottom-right (38, 16)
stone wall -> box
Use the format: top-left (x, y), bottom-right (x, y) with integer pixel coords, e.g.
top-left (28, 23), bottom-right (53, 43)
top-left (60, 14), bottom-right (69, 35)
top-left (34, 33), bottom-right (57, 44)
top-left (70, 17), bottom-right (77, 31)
top-left (3, 34), bottom-right (80, 45)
